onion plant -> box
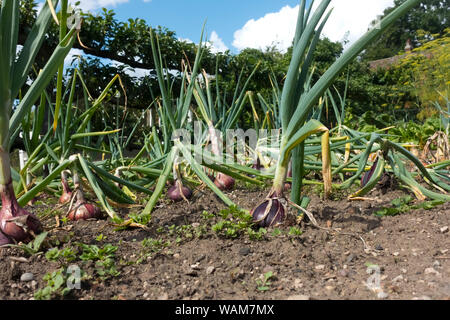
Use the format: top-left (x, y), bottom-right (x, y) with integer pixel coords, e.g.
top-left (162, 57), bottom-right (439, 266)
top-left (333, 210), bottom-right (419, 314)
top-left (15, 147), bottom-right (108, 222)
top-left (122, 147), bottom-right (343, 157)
top-left (136, 27), bottom-right (209, 217)
top-left (192, 61), bottom-right (260, 189)
top-left (17, 68), bottom-right (151, 223)
top-left (250, 0), bottom-right (423, 227)
top-left (0, 0), bottom-right (76, 245)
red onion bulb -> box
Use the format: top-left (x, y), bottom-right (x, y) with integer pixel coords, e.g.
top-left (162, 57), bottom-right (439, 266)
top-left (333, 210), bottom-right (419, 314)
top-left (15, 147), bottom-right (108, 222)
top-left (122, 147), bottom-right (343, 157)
top-left (251, 194), bottom-right (286, 228)
top-left (0, 229), bottom-right (12, 246)
top-left (214, 173), bottom-right (235, 191)
top-left (0, 184), bottom-right (42, 242)
top-left (59, 191), bottom-right (73, 204)
top-left (361, 157), bottom-right (379, 187)
top-left (168, 180), bottom-right (192, 202)
top-left (68, 201), bottom-right (103, 221)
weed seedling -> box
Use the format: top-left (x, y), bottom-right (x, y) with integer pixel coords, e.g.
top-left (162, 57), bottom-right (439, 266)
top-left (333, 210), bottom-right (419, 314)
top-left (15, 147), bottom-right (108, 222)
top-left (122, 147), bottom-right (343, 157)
top-left (288, 227), bottom-right (303, 237)
top-left (202, 210), bottom-right (215, 220)
top-left (6, 232), bottom-right (48, 256)
top-left (78, 243), bottom-right (120, 280)
top-left (271, 228), bottom-right (282, 237)
top-left (375, 196), bottom-right (445, 216)
top-left (255, 271), bottom-right (274, 292)
top-left (96, 234), bottom-right (106, 242)
top-left (34, 268), bottom-right (72, 300)
top-left (45, 246), bottom-right (77, 266)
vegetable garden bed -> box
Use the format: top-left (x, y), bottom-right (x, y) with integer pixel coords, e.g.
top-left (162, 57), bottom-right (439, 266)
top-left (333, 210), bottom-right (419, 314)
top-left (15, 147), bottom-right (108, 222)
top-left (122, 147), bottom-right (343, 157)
top-left (1, 184), bottom-right (448, 300)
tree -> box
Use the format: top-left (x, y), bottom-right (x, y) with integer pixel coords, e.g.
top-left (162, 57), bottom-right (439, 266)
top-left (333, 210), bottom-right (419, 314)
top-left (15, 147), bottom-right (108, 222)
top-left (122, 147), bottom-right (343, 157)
top-left (363, 0), bottom-right (450, 61)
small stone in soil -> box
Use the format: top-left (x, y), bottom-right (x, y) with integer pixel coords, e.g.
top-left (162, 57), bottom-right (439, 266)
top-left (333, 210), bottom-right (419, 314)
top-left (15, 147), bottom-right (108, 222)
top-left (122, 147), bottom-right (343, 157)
top-left (206, 266), bottom-right (215, 275)
top-left (424, 267), bottom-right (440, 276)
top-left (392, 275), bottom-right (403, 283)
top-left (440, 226), bottom-right (449, 234)
top-left (20, 273), bottom-right (34, 282)
top-left (315, 265), bottom-right (325, 271)
top-left (184, 268), bottom-right (199, 277)
top-left (239, 247), bottom-right (251, 256)
top-left (190, 263), bottom-right (201, 270)
top-left (346, 254), bottom-right (356, 263)
top-left (195, 254), bottom-right (206, 263)
top-left (158, 293), bottom-right (169, 300)
top-left (339, 270), bottom-right (348, 277)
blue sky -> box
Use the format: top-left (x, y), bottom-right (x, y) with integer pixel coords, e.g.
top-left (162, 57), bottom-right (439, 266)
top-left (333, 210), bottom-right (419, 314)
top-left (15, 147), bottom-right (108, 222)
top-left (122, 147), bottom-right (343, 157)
top-left (42, 0), bottom-right (395, 54)
top-left (113, 0), bottom-right (301, 53)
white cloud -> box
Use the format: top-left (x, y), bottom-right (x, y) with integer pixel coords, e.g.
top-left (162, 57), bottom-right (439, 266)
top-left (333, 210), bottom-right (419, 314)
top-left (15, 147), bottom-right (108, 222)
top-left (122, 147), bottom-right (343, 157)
top-left (208, 31), bottom-right (229, 53)
top-left (178, 32), bottom-right (228, 54)
top-left (64, 48), bottom-right (85, 67)
top-left (233, 0), bottom-right (394, 52)
top-left (313, 0), bottom-right (394, 47)
top-left (233, 5), bottom-right (298, 53)
top-left (77, 0), bottom-right (130, 11)
top-left (38, 0), bottom-right (130, 12)
top-left (178, 37), bottom-right (194, 44)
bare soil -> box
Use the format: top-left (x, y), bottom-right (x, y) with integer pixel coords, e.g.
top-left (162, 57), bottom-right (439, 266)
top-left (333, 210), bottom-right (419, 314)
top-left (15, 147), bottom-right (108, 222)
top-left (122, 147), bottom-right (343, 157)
top-left (0, 182), bottom-right (449, 300)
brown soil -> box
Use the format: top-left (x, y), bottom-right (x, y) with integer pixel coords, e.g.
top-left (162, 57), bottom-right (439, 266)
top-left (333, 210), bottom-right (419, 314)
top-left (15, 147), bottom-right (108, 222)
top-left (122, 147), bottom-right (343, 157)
top-left (0, 183), bottom-right (449, 301)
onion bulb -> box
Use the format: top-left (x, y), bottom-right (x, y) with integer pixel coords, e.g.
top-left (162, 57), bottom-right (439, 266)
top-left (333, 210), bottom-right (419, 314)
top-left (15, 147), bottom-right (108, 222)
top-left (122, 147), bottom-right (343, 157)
top-left (168, 180), bottom-right (192, 202)
top-left (0, 229), bottom-right (12, 246)
top-left (361, 157), bottom-right (379, 187)
top-left (59, 190), bottom-right (73, 205)
top-left (250, 191), bottom-right (286, 228)
top-left (214, 173), bottom-right (235, 191)
top-left (0, 183), bottom-right (42, 242)
top-left (59, 171), bottom-right (73, 204)
top-left (68, 200), bottom-right (102, 221)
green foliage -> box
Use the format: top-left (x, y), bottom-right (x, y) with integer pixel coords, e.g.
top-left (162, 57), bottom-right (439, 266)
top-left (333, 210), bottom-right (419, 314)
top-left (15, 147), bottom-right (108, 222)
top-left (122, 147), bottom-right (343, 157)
top-left (383, 29), bottom-right (450, 118)
top-left (357, 112), bottom-right (441, 146)
top-left (288, 226), bottom-right (303, 237)
top-left (6, 232), bottom-right (48, 256)
top-left (45, 246), bottom-right (77, 265)
top-left (247, 228), bottom-right (267, 241)
top-left (129, 237), bottom-right (171, 264)
top-left (142, 238), bottom-right (170, 252)
top-left (255, 271), bottom-right (274, 292)
top-left (201, 210), bottom-right (215, 220)
top-left (212, 206), bottom-right (256, 239)
top-left (34, 268), bottom-right (72, 300)
top-left (127, 212), bottom-right (152, 226)
top-left (388, 117), bottom-right (441, 146)
top-left (78, 243), bottom-right (120, 279)
top-left (375, 195), bottom-right (445, 216)
top-left (363, 0), bottom-right (450, 61)
top-left (78, 243), bottom-right (118, 261)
